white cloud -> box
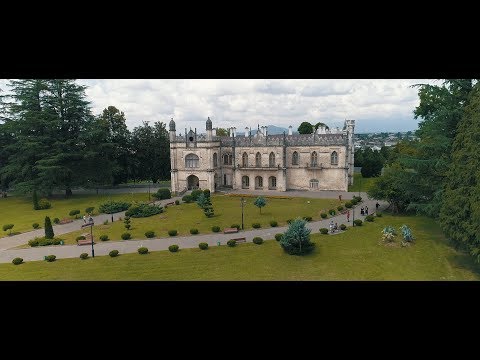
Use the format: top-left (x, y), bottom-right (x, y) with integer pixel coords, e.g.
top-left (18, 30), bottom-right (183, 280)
top-left (1, 79), bottom-right (438, 133)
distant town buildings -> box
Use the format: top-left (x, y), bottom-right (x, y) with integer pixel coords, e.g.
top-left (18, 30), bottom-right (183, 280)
top-left (353, 131), bottom-right (416, 150)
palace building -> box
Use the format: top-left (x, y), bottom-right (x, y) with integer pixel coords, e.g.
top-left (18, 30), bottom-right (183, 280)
top-left (169, 117), bottom-right (355, 194)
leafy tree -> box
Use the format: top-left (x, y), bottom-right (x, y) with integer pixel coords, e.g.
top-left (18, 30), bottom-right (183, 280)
top-left (44, 216), bottom-right (54, 239)
top-left (297, 122), bottom-right (314, 134)
top-left (354, 149), bottom-right (364, 167)
top-left (314, 122), bottom-right (329, 130)
top-left (361, 150), bottom-right (383, 177)
top-left (254, 196), bottom-right (267, 214)
top-left (440, 83), bottom-right (480, 260)
top-left (216, 128), bottom-right (229, 136)
top-left (279, 218), bottom-right (315, 255)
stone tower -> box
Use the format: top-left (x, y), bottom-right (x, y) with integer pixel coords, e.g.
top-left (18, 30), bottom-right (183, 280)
top-left (345, 119), bottom-right (355, 186)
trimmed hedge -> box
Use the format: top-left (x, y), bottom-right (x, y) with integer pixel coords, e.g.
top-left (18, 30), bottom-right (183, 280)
top-left (32, 223), bottom-right (40, 229)
top-left (109, 250), bottom-right (119, 257)
top-left (169, 244), bottom-right (179, 252)
top-left (168, 230), bottom-right (178, 236)
top-left (320, 228), bottom-right (329, 234)
top-left (320, 213), bottom-right (328, 219)
top-left (199, 242), bottom-right (209, 250)
top-left (211, 226), bottom-right (220, 233)
top-left (270, 220), bottom-right (278, 227)
top-left (182, 195), bottom-right (193, 203)
top-left (337, 206), bottom-right (344, 211)
top-left (69, 209), bottom-right (80, 218)
top-left (227, 239), bottom-right (237, 247)
top-left (121, 232), bottom-right (131, 240)
top-left (351, 198), bottom-right (359, 206)
top-left (12, 257), bottom-right (23, 265)
top-left (99, 200), bottom-right (131, 214)
top-left (230, 224), bottom-right (241, 230)
top-left (345, 201), bottom-right (353, 208)
top-left (145, 231), bottom-right (155, 238)
top-left (275, 233), bottom-right (283, 241)
top-left (45, 255), bottom-right (56, 262)
top-left (29, 237), bottom-right (64, 247)
top-left (253, 237), bottom-right (263, 245)
top-left (190, 228), bottom-right (199, 235)
top-left (365, 215), bottom-right (374, 222)
top-left (125, 203), bottom-right (163, 218)
top-left (138, 247), bottom-right (149, 254)
top-left (340, 224), bottom-right (347, 230)
top-left (252, 223), bottom-right (261, 229)
top-left (354, 219), bottom-right (363, 226)
top-left (80, 253), bottom-right (89, 260)
top-left (100, 234), bottom-right (109, 241)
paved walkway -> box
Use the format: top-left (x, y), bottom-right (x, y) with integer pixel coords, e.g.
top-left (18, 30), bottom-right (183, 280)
top-left (0, 190), bottom-right (386, 263)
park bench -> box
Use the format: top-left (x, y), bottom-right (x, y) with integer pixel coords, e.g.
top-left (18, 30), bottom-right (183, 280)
top-left (59, 218), bottom-right (74, 225)
top-left (77, 239), bottom-right (94, 246)
top-left (223, 227), bottom-right (239, 234)
top-left (231, 237), bottom-right (246, 243)
top-left (165, 201), bottom-right (175, 206)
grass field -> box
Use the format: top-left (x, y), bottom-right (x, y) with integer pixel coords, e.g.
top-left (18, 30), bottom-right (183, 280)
top-left (2, 214), bottom-right (479, 280)
top-left (348, 173), bottom-right (377, 193)
top-left (53, 195), bottom-right (342, 245)
top-left (0, 193), bottom-right (150, 238)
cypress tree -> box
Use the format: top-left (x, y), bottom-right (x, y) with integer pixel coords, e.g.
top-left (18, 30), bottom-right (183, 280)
top-left (32, 189), bottom-right (39, 210)
top-left (44, 216), bottom-right (54, 239)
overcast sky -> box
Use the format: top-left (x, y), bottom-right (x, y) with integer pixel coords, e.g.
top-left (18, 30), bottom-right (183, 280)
top-left (1, 79), bottom-right (438, 133)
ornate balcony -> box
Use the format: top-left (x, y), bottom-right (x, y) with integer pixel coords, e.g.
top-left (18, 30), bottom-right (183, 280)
top-left (306, 162), bottom-right (323, 169)
top-left (237, 164), bottom-right (281, 170)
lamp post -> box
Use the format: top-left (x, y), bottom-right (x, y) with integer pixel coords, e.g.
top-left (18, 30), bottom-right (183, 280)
top-left (241, 197), bottom-right (246, 230)
top-left (148, 180), bottom-right (151, 201)
top-left (352, 207), bottom-right (355, 226)
top-left (81, 217), bottom-right (95, 258)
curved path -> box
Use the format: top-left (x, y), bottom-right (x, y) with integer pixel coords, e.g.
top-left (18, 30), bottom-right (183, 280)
top-left (0, 191), bottom-right (387, 263)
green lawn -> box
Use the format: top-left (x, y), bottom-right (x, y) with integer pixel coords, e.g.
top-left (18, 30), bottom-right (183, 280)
top-left (2, 214), bottom-right (479, 280)
top-left (348, 173), bottom-right (377, 193)
top-left (54, 195), bottom-right (342, 245)
top-left (0, 193), bottom-right (150, 238)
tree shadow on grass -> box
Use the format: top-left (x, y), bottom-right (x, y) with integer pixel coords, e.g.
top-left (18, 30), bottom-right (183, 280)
top-left (447, 252), bottom-right (480, 277)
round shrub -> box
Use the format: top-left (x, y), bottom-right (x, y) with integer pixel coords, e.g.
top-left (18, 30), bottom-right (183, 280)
top-left (28, 239), bottom-right (39, 247)
top-left (328, 209), bottom-right (336, 216)
top-left (354, 219), bottom-right (363, 226)
top-left (230, 224), bottom-right (240, 230)
top-left (252, 223), bottom-right (261, 229)
top-left (345, 201), bottom-right (353, 209)
top-left (52, 238), bottom-right (61, 245)
top-left (253, 237), bottom-right (263, 245)
top-left (340, 224), bottom-right (347, 230)
top-left (351, 198), bottom-right (359, 206)
top-left (124, 224), bottom-right (131, 230)
top-left (190, 228), bottom-right (199, 235)
top-left (145, 230), bottom-right (155, 238)
top-left (12, 257), bottom-right (23, 265)
top-left (32, 223), bottom-right (40, 229)
top-left (227, 239), bottom-right (236, 247)
top-left (85, 207), bottom-right (95, 214)
top-left (169, 244), bottom-right (179, 252)
top-left (121, 232), bottom-right (131, 240)
top-left (69, 209), bottom-right (80, 217)
top-left (365, 215), bottom-right (374, 222)
top-left (45, 255), bottom-right (56, 262)
top-left (103, 220), bottom-right (109, 225)
top-left (76, 235), bottom-right (86, 241)
top-left (376, 212), bottom-right (383, 217)
top-left (152, 188), bottom-right (171, 200)
top-left (286, 219), bottom-right (293, 224)
top-left (320, 228), bottom-right (329, 234)
top-left (199, 242), bottom-right (209, 250)
top-left (109, 250), bottom-right (119, 257)
top-left (337, 205), bottom-right (344, 211)
top-left (38, 198), bottom-right (51, 210)
top-left (190, 189), bottom-right (203, 201)
top-left (100, 234), bottom-right (109, 241)
top-left (168, 230), bottom-right (177, 236)
top-left (182, 195), bottom-right (193, 203)
top-left (80, 253), bottom-right (89, 260)
top-left (270, 220), bottom-right (278, 227)
top-left (275, 233), bottom-right (283, 241)
top-left (320, 213), bottom-right (328, 219)
top-left (303, 216), bottom-right (312, 222)
top-left (212, 226), bottom-right (220, 233)
top-left (175, 200), bottom-right (180, 205)
top-left (53, 217), bottom-right (60, 224)
top-left (124, 216), bottom-right (130, 221)
top-left (138, 247), bottom-right (149, 254)
top-left (353, 196), bottom-right (362, 203)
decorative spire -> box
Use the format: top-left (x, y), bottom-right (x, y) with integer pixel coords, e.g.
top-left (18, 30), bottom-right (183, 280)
top-left (169, 117), bottom-right (176, 131)
top-left (206, 116), bottom-right (212, 131)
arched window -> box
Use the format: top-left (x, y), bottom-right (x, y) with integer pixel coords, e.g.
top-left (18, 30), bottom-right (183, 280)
top-left (331, 151), bottom-right (338, 165)
top-left (242, 152), bottom-right (248, 167)
top-left (228, 154), bottom-right (232, 165)
top-left (311, 151), bottom-right (318, 167)
top-left (256, 152), bottom-right (261, 167)
top-left (242, 176), bottom-right (250, 189)
top-left (269, 176), bottom-right (277, 189)
top-left (292, 151), bottom-right (299, 165)
top-left (223, 154), bottom-right (229, 165)
top-left (310, 179), bottom-right (319, 189)
top-left (213, 153), bottom-right (218, 167)
top-left (185, 153), bottom-right (199, 168)
top-left (269, 152), bottom-right (275, 167)
top-left (255, 176), bottom-right (263, 189)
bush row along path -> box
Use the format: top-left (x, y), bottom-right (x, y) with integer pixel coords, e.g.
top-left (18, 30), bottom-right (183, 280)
top-left (0, 190), bottom-right (387, 263)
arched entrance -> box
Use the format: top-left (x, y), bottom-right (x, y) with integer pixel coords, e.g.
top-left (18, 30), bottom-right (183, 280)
top-left (187, 175), bottom-right (200, 190)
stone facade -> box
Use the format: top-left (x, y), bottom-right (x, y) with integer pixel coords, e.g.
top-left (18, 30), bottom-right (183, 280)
top-left (169, 118), bottom-right (355, 194)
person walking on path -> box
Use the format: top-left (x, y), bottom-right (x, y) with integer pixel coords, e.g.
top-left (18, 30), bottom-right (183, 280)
top-left (360, 207), bottom-right (364, 216)
top-left (339, 194), bottom-right (342, 201)
top-left (365, 206), bottom-right (368, 215)
top-left (346, 210), bottom-right (350, 222)
top-left (83, 215), bottom-right (87, 223)
top-left (376, 202), bottom-right (380, 210)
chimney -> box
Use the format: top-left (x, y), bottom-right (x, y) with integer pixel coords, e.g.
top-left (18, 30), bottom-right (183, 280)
top-left (288, 125), bottom-right (292, 136)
